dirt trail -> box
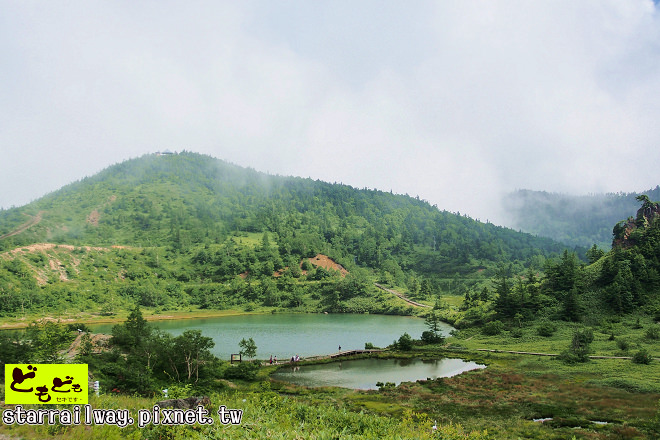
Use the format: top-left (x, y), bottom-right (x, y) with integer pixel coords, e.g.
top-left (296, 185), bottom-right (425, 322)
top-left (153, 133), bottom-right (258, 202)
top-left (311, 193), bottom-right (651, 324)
top-left (61, 332), bottom-right (111, 360)
top-left (374, 283), bottom-right (431, 308)
top-left (0, 211), bottom-right (44, 240)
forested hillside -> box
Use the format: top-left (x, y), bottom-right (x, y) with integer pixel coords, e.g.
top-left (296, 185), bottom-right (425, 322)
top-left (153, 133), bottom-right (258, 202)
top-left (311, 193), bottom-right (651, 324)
top-left (450, 194), bottom-right (660, 329)
top-left (503, 187), bottom-right (660, 248)
top-left (0, 152), bottom-right (566, 318)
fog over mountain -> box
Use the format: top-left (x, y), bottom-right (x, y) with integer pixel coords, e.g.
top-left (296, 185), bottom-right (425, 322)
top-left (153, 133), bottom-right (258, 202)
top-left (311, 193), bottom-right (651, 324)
top-left (2, 1), bottom-right (660, 225)
top-left (502, 186), bottom-right (660, 248)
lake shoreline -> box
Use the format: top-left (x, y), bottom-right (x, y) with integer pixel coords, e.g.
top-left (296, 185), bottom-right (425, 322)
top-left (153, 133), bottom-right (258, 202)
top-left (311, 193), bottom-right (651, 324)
top-left (0, 307), bottom-right (429, 330)
top-left (0, 308), bottom-right (278, 330)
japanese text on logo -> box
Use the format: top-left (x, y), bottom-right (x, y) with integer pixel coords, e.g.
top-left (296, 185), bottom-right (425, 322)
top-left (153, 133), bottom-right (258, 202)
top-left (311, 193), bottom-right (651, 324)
top-left (5, 364), bottom-right (88, 405)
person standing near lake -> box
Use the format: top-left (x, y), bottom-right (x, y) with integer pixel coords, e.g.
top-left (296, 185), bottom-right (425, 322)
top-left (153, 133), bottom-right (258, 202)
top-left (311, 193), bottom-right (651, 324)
top-left (338, 345), bottom-right (341, 352)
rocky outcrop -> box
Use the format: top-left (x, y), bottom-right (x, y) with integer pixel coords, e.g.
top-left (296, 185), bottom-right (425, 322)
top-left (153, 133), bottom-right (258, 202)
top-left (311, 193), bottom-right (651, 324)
top-left (612, 195), bottom-right (660, 248)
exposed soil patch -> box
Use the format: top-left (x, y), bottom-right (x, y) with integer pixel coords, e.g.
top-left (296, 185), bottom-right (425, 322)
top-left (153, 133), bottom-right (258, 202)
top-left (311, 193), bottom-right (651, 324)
top-left (307, 254), bottom-right (348, 276)
top-left (48, 257), bottom-right (68, 281)
top-left (86, 209), bottom-right (100, 226)
top-left (273, 254), bottom-right (348, 277)
top-left (2, 243), bottom-right (127, 257)
top-left (84, 195), bottom-right (117, 228)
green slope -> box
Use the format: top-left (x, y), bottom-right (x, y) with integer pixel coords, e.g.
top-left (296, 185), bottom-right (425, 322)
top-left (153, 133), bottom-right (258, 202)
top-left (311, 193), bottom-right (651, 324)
top-left (0, 152), bottom-right (568, 318)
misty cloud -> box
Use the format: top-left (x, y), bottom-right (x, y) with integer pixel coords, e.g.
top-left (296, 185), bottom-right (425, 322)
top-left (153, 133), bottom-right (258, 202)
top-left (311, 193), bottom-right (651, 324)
top-left (2, 1), bottom-right (659, 225)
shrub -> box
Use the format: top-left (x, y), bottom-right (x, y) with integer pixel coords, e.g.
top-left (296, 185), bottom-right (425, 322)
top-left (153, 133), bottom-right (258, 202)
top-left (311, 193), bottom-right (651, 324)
top-left (558, 350), bottom-right (585, 364)
top-left (395, 333), bottom-right (413, 351)
top-left (616, 338), bottom-right (630, 351)
top-left (482, 320), bottom-right (504, 336)
top-left (510, 328), bottom-right (523, 338)
top-left (632, 349), bottom-right (652, 365)
top-left (376, 381), bottom-right (396, 390)
top-left (573, 328), bottom-right (594, 346)
top-left (420, 331), bottom-right (444, 344)
top-left (560, 328), bottom-right (593, 363)
top-left (537, 322), bottom-right (557, 337)
top-left (645, 325), bottom-right (660, 340)
top-left (223, 361), bottom-right (260, 381)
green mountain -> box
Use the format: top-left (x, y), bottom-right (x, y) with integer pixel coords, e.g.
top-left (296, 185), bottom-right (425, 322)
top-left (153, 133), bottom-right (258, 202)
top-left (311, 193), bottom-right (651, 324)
top-left (0, 152), bottom-right (567, 318)
top-left (502, 187), bottom-right (660, 248)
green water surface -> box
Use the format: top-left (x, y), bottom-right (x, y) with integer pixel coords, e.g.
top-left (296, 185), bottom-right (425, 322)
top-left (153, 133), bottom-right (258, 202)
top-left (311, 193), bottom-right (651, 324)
top-left (89, 313), bottom-right (451, 360)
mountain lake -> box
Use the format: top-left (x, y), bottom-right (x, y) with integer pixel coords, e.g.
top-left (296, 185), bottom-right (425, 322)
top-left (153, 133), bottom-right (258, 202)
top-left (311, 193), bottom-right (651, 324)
top-left (89, 313), bottom-right (448, 359)
top-left (88, 313), bottom-right (484, 388)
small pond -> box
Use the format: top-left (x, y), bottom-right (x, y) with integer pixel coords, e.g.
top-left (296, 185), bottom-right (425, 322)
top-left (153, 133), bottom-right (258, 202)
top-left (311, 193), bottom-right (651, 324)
top-left (270, 357), bottom-right (485, 390)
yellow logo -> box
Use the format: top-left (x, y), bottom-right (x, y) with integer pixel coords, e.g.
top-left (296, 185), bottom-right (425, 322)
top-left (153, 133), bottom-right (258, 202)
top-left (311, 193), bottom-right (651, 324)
top-left (5, 364), bottom-right (88, 405)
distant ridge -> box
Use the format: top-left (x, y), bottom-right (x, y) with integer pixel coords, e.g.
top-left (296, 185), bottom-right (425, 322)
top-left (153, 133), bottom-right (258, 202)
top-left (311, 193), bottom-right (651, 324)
top-left (503, 186), bottom-right (660, 248)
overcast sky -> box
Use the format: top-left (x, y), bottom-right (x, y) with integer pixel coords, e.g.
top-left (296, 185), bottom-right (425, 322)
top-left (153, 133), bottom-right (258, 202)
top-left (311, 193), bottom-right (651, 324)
top-left (2, 1), bottom-right (660, 225)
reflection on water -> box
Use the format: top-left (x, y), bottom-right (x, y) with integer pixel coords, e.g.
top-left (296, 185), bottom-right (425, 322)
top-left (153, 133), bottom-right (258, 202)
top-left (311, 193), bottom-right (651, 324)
top-left (271, 357), bottom-right (485, 390)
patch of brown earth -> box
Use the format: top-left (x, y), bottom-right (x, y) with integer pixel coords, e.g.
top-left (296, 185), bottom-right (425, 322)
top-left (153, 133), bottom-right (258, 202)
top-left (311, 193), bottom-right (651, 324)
top-left (3, 243), bottom-right (122, 256)
top-left (307, 254), bottom-right (348, 276)
top-left (48, 260), bottom-right (67, 281)
top-left (33, 269), bottom-right (49, 285)
top-left (85, 195), bottom-right (117, 228)
top-left (7, 243), bottom-right (59, 255)
top-left (86, 209), bottom-right (100, 226)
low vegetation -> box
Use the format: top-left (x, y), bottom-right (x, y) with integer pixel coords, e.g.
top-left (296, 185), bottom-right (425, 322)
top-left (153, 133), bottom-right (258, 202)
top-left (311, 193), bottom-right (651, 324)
top-left (1, 153), bottom-right (660, 438)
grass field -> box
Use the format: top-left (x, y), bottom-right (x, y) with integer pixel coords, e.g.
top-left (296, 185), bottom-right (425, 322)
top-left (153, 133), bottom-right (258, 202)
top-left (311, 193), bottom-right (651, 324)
top-left (2, 306), bottom-right (659, 439)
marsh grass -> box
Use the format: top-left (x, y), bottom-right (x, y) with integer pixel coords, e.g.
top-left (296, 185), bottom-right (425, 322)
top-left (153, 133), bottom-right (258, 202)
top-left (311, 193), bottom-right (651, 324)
top-left (4, 317), bottom-right (659, 439)
top-left (0, 389), bottom-right (490, 439)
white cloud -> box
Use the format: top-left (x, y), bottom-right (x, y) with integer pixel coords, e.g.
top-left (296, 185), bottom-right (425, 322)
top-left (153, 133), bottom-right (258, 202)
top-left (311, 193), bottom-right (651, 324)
top-left (1, 1), bottom-right (659, 226)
